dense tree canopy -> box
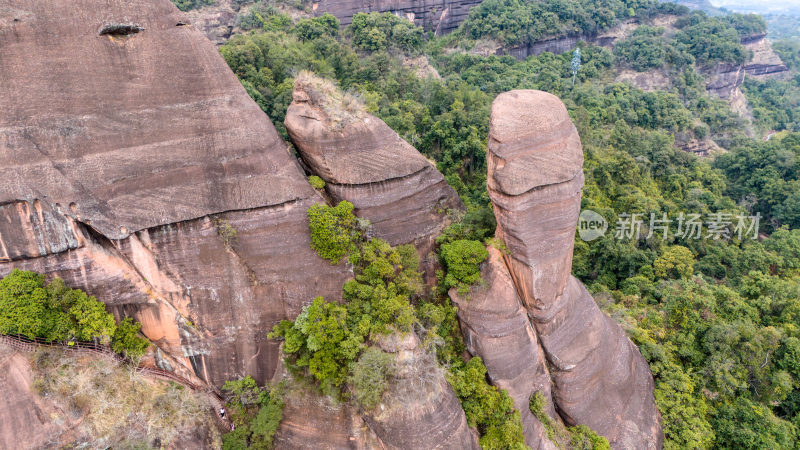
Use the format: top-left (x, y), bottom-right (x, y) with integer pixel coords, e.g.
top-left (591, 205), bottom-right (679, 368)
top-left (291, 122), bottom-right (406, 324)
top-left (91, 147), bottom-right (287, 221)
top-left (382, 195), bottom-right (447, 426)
top-left (215, 4), bottom-right (800, 447)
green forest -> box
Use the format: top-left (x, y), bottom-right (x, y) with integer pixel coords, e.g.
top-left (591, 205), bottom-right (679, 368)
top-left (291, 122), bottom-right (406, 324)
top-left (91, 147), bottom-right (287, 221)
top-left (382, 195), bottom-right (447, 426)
top-left (0, 0), bottom-right (782, 447)
top-left (211, 1), bottom-right (800, 447)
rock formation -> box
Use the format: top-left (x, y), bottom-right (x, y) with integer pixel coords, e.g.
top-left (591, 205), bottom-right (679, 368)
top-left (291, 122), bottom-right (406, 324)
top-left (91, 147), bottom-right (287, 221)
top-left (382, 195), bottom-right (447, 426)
top-left (0, 0), bottom-right (353, 386)
top-left (284, 74), bottom-right (462, 275)
top-left (742, 33), bottom-right (789, 79)
top-left (471, 90), bottom-right (663, 449)
top-left (310, 0), bottom-right (482, 35)
top-left (449, 247), bottom-right (557, 449)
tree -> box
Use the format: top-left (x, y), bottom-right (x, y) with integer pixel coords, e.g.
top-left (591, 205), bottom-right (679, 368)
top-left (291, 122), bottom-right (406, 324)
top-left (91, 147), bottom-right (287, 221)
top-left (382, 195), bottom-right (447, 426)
top-left (112, 318), bottom-right (150, 359)
top-left (654, 245), bottom-right (695, 280)
top-left (571, 47), bottom-right (582, 87)
top-left (68, 291), bottom-right (117, 343)
top-left (307, 201), bottom-right (361, 264)
top-left (440, 240), bottom-right (489, 294)
top-left (349, 347), bottom-right (395, 409)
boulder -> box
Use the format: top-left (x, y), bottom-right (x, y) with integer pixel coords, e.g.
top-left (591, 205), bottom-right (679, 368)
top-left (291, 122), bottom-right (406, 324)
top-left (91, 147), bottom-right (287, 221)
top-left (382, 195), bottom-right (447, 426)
top-left (285, 74), bottom-right (462, 277)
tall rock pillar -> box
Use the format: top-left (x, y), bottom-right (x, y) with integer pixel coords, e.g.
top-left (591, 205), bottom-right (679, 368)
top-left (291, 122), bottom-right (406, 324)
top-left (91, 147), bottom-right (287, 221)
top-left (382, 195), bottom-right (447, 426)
top-left (487, 90), bottom-right (663, 449)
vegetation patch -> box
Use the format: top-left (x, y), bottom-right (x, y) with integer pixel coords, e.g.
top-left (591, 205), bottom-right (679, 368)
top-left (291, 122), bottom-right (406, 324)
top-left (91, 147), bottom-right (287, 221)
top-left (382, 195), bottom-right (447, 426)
top-left (295, 71), bottom-right (366, 131)
top-left (307, 175), bottom-right (326, 189)
top-left (221, 376), bottom-right (285, 450)
top-left (170, 0), bottom-right (215, 12)
top-left (0, 270), bottom-right (150, 358)
top-left (307, 201), bottom-right (361, 264)
top-left (529, 391), bottom-right (610, 449)
top-left (31, 349), bottom-right (217, 448)
top-left (440, 239), bottom-right (489, 295)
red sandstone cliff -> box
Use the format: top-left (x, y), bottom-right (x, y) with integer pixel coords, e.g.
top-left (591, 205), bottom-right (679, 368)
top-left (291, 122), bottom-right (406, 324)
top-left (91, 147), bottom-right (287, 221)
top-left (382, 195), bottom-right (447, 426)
top-left (0, 0), bottom-right (355, 387)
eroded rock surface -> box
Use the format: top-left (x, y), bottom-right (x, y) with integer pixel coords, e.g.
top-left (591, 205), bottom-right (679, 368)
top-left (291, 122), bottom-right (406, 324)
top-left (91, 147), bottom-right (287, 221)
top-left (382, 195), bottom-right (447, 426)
top-left (449, 247), bottom-right (557, 449)
top-left (310, 0), bottom-right (482, 35)
top-left (285, 77), bottom-right (462, 267)
top-left (0, 0), bottom-right (350, 386)
top-left (486, 90), bottom-right (663, 449)
top-left (364, 333), bottom-right (480, 450)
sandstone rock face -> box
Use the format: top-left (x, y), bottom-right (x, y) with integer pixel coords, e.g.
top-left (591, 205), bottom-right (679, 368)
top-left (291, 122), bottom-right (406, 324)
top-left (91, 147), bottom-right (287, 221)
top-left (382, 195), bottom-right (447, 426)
top-left (284, 78), bottom-right (462, 264)
top-left (310, 0), bottom-right (482, 35)
top-left (364, 333), bottom-right (480, 450)
top-left (0, 0), bottom-right (351, 386)
top-left (742, 34), bottom-right (789, 79)
top-left (450, 247), bottom-right (557, 450)
top-left (274, 387), bottom-right (383, 449)
top-left (702, 62), bottom-right (746, 100)
top-left (485, 90), bottom-right (663, 449)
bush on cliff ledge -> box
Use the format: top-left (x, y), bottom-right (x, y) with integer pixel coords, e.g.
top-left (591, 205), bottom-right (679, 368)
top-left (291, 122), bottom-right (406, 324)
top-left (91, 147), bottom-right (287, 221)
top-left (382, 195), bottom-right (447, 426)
top-left (440, 239), bottom-right (489, 295)
top-left (307, 201), bottom-right (361, 264)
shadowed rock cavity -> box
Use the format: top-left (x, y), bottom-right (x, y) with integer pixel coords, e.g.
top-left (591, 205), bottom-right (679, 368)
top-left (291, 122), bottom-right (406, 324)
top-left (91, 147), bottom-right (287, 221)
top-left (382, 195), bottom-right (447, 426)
top-left (0, 0), bottom-right (351, 387)
top-left (481, 90), bottom-right (663, 449)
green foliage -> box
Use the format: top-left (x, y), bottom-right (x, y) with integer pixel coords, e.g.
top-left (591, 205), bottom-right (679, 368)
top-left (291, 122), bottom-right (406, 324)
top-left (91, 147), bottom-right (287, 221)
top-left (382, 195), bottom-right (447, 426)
top-left (674, 13), bottom-right (750, 65)
top-left (712, 397), bottom-right (796, 449)
top-left (614, 26), bottom-right (694, 71)
top-left (271, 229), bottom-right (421, 398)
top-left (170, 0), bottom-right (214, 12)
top-left (307, 175), bottom-right (326, 189)
top-left (654, 245), bottom-right (695, 280)
top-left (349, 12), bottom-right (423, 53)
top-left (714, 133), bottom-right (800, 230)
top-left (294, 14), bottom-right (339, 42)
top-left (439, 240), bottom-right (489, 294)
top-left (214, 218), bottom-right (239, 247)
top-left (741, 77), bottom-right (800, 134)
top-left (307, 201), bottom-right (361, 264)
top-left (529, 391), bottom-right (610, 449)
top-left (222, 377), bottom-right (284, 450)
top-left (447, 357), bottom-right (526, 449)
top-left (349, 347), bottom-right (395, 409)
top-left (111, 318), bottom-right (150, 359)
top-left (463, 0), bottom-right (658, 47)
top-left (774, 40), bottom-right (800, 71)
top-left (0, 270), bottom-right (149, 355)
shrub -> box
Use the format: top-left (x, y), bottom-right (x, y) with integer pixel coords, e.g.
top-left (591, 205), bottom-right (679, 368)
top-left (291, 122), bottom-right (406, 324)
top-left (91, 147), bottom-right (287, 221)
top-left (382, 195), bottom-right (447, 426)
top-left (307, 201), bottom-right (361, 264)
top-left (447, 357), bottom-right (526, 449)
top-left (222, 376), bottom-right (285, 450)
top-left (440, 240), bottom-right (489, 294)
top-left (112, 318), bottom-right (150, 359)
top-left (294, 14), bottom-right (339, 42)
top-left (349, 13), bottom-right (423, 53)
top-left (308, 175), bottom-right (326, 189)
top-left (349, 347), bottom-right (395, 409)
top-left (654, 245), bottom-right (695, 280)
top-left (214, 218), bottom-right (239, 247)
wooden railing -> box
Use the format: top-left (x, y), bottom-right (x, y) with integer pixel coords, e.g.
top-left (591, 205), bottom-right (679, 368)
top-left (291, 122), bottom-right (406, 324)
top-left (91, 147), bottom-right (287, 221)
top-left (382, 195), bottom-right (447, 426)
top-left (0, 334), bottom-right (231, 430)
